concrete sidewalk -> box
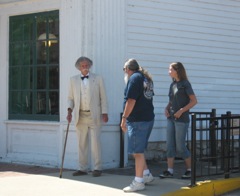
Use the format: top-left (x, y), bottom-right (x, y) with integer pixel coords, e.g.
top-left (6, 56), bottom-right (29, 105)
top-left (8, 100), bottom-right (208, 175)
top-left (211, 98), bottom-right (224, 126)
top-left (0, 166), bottom-right (239, 196)
top-left (0, 170), bottom-right (187, 196)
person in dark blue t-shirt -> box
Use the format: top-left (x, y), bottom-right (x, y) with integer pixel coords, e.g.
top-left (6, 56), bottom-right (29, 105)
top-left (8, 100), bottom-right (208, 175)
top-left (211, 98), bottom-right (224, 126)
top-left (121, 59), bottom-right (155, 192)
top-left (159, 62), bottom-right (197, 179)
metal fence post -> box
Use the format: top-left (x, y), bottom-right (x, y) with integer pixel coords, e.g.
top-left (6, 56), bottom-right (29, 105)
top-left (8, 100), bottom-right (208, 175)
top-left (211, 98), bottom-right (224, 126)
top-left (224, 111), bottom-right (231, 178)
top-left (191, 113), bottom-right (197, 187)
top-left (210, 108), bottom-right (217, 166)
top-left (120, 113), bottom-right (124, 168)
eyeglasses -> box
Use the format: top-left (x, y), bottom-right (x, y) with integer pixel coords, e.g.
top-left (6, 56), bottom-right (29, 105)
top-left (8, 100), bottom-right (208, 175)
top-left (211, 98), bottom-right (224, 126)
top-left (123, 67), bottom-right (127, 71)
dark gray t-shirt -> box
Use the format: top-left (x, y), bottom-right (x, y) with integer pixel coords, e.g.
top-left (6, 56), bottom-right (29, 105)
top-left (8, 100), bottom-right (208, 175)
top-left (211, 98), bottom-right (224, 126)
top-left (168, 80), bottom-right (195, 122)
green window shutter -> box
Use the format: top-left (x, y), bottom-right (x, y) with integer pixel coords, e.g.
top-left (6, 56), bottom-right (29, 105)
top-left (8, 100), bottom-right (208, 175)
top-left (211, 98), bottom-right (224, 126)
top-left (9, 10), bottom-right (59, 121)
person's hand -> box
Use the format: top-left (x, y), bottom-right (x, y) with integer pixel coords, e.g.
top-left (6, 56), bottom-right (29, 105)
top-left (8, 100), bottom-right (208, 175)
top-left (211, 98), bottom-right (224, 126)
top-left (121, 118), bottom-right (127, 133)
top-left (102, 114), bottom-right (108, 123)
top-left (165, 108), bottom-right (170, 118)
top-left (66, 111), bottom-right (72, 123)
top-left (174, 108), bottom-right (183, 119)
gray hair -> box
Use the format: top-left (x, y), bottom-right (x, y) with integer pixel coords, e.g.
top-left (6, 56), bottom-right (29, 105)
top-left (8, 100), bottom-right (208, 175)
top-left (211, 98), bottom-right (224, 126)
top-left (124, 58), bottom-right (139, 71)
top-left (125, 58), bottom-right (153, 82)
top-left (75, 56), bottom-right (93, 69)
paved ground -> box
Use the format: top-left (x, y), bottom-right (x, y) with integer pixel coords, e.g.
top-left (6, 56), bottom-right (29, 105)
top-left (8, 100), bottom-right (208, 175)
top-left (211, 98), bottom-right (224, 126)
top-left (0, 159), bottom-right (195, 179)
top-left (0, 160), bottom-right (239, 196)
top-left (105, 159), bottom-right (193, 178)
top-left (0, 159), bottom-right (224, 179)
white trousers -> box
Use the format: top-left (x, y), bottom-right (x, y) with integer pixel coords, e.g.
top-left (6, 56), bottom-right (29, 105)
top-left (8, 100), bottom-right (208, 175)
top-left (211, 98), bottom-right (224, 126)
top-left (75, 111), bottom-right (102, 171)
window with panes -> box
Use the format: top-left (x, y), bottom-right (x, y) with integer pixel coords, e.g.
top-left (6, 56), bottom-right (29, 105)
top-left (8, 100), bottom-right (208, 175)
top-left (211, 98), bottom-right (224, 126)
top-left (9, 10), bottom-right (59, 121)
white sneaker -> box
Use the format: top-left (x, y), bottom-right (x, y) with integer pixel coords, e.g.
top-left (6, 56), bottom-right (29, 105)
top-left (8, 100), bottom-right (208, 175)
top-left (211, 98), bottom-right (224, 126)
top-left (143, 173), bottom-right (154, 184)
top-left (123, 180), bottom-right (145, 192)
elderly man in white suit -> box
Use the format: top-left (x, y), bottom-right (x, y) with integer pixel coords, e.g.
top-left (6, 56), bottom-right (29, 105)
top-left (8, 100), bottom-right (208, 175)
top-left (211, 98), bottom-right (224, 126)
top-left (67, 56), bottom-right (108, 177)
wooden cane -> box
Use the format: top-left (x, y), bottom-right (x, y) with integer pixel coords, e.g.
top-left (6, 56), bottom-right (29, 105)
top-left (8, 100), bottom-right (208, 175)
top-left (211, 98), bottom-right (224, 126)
top-left (59, 122), bottom-right (70, 178)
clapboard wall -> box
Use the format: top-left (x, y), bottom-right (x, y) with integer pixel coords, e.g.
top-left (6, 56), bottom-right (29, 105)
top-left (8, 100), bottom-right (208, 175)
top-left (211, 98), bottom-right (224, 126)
top-left (125, 0), bottom-right (240, 141)
top-left (0, 0), bottom-right (239, 168)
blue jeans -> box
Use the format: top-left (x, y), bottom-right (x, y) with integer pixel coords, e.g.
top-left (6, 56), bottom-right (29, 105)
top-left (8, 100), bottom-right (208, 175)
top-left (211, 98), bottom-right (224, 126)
top-left (127, 119), bottom-right (154, 154)
top-left (166, 119), bottom-right (190, 159)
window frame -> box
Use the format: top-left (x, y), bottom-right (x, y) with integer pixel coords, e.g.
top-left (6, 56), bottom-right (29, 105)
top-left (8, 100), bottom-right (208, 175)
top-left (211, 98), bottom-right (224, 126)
top-left (8, 10), bottom-right (60, 121)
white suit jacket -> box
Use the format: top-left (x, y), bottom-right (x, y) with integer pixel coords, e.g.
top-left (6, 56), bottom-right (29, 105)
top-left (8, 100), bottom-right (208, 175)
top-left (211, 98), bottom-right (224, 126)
top-left (67, 73), bottom-right (108, 126)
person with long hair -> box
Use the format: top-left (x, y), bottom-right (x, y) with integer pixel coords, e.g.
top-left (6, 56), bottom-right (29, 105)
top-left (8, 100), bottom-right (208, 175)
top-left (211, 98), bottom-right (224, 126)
top-left (121, 59), bottom-right (155, 192)
top-left (159, 62), bottom-right (197, 179)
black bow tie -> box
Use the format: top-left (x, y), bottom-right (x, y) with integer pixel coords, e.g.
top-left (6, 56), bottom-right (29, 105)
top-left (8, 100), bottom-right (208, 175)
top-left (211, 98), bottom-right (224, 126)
top-left (81, 76), bottom-right (89, 80)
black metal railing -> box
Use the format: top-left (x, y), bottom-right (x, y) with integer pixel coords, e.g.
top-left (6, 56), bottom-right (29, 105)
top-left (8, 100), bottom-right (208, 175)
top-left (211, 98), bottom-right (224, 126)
top-left (191, 111), bottom-right (240, 186)
top-left (188, 109), bottom-right (216, 154)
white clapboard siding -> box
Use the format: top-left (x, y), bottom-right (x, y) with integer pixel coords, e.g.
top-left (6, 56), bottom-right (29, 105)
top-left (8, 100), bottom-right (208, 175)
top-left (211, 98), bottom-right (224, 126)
top-left (126, 0), bottom-right (240, 141)
top-left (0, 0), bottom-right (240, 167)
top-left (92, 0), bottom-right (126, 123)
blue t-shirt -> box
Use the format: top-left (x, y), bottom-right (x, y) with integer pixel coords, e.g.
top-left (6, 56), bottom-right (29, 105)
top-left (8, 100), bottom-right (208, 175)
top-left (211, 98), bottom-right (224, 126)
top-left (168, 80), bottom-right (195, 122)
top-left (123, 71), bottom-right (155, 122)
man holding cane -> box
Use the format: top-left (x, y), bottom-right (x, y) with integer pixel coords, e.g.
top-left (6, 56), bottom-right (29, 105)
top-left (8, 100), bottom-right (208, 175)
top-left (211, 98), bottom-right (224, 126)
top-left (67, 56), bottom-right (108, 177)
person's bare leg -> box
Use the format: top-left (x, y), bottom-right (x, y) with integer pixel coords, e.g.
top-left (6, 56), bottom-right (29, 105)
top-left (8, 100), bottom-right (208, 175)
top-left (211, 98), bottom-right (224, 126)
top-left (123, 153), bottom-right (145, 192)
top-left (143, 161), bottom-right (148, 171)
top-left (167, 157), bottom-right (174, 169)
top-left (134, 153), bottom-right (145, 177)
top-left (159, 157), bottom-right (174, 178)
top-left (185, 157), bottom-right (191, 170)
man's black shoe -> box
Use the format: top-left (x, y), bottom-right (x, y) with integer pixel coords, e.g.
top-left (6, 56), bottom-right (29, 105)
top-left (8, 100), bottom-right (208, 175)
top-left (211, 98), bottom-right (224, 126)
top-left (92, 170), bottom-right (102, 177)
top-left (72, 170), bottom-right (88, 176)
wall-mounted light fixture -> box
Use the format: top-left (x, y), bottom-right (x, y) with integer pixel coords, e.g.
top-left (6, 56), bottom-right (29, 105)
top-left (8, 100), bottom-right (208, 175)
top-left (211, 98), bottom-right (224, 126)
top-left (38, 33), bottom-right (58, 47)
